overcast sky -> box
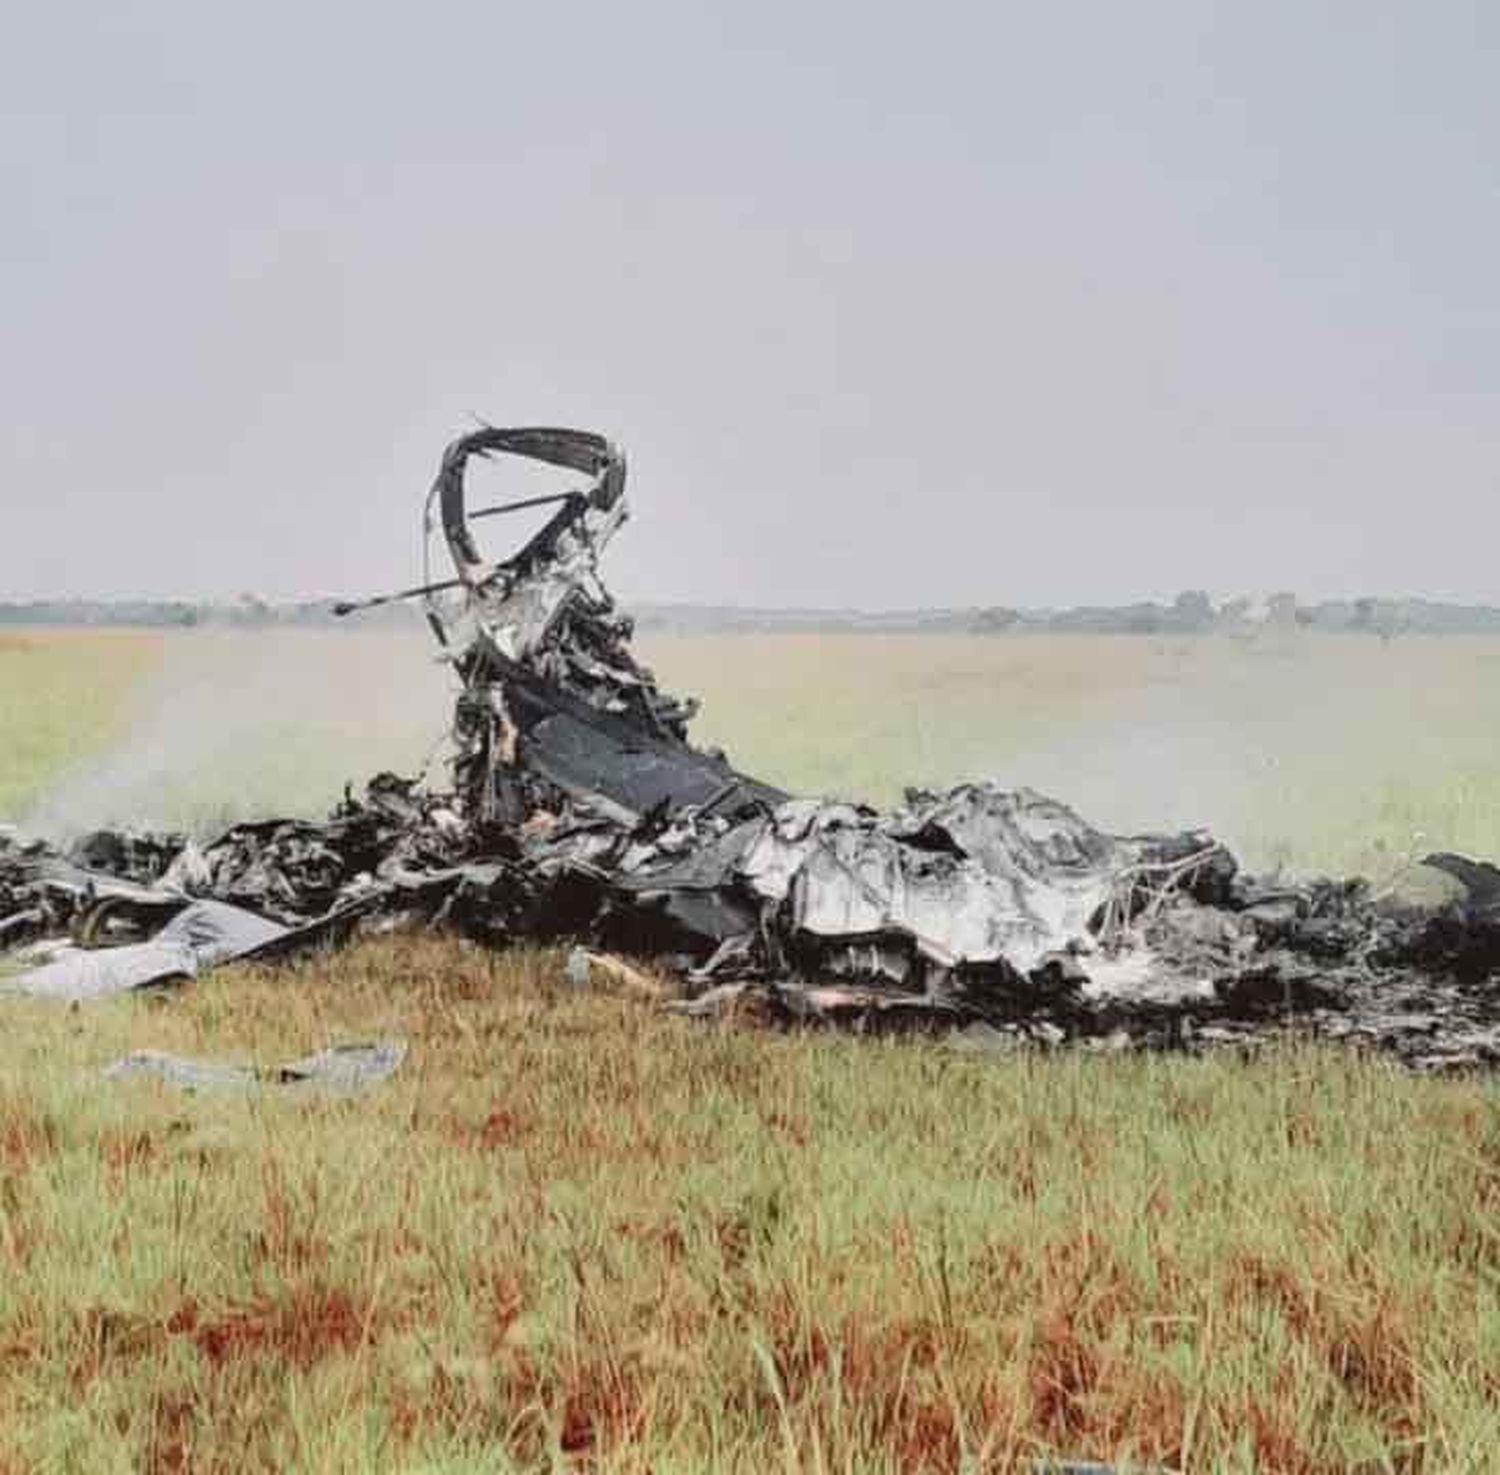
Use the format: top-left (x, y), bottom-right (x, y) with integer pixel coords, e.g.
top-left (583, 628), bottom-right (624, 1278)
top-left (3, 2), bottom-right (1497, 608)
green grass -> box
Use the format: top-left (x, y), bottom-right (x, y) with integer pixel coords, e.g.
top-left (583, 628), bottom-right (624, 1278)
top-left (1, 628), bottom-right (1498, 1470)
top-left (0, 938), bottom-right (1495, 1472)
top-left (7, 626), bottom-right (1500, 875)
top-left (0, 630), bottom-right (164, 822)
top-left (1, 627), bottom-right (448, 836)
top-left (642, 631), bottom-right (1500, 875)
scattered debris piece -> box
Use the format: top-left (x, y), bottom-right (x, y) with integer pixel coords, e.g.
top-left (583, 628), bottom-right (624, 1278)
top-left (3, 424), bottom-right (1498, 1068)
top-left (9, 901), bottom-right (286, 1000)
top-left (103, 1041), bottom-right (406, 1092)
top-left (566, 948), bottom-right (675, 1000)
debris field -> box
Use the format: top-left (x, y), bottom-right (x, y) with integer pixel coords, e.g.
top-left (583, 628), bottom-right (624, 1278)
top-left (3, 426), bottom-right (1499, 1069)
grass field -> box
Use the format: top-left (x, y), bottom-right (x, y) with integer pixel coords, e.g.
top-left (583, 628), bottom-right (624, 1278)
top-left (1, 628), bottom-right (1497, 1472)
top-left (8, 626), bottom-right (1500, 877)
top-left (0, 630), bottom-right (165, 823)
top-left (647, 632), bottom-right (1500, 877)
top-left (2, 628), bottom-right (448, 838)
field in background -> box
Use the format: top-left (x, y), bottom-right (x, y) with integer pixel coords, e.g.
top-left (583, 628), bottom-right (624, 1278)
top-left (0, 630), bottom-right (164, 822)
top-left (1, 628), bottom-right (1497, 1470)
top-left (646, 632), bottom-right (1500, 876)
top-left (1, 627), bottom-right (447, 837)
top-left (6, 626), bottom-right (1500, 878)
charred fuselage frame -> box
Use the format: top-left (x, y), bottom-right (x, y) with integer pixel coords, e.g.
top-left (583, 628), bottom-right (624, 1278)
top-left (424, 427), bottom-right (784, 831)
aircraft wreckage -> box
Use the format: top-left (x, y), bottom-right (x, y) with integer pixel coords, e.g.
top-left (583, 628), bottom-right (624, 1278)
top-left (3, 426), bottom-right (1499, 1069)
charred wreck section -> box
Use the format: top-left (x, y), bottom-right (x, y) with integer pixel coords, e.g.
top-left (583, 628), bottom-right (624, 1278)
top-left (425, 427), bottom-right (784, 831)
top-left (2, 424), bottom-right (1499, 1068)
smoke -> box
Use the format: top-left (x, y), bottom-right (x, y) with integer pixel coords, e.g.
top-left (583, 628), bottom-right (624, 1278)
top-left (646, 630), bottom-right (1500, 879)
top-left (982, 634), bottom-right (1500, 876)
top-left (22, 625), bottom-right (1500, 881)
top-left (25, 627), bottom-right (454, 838)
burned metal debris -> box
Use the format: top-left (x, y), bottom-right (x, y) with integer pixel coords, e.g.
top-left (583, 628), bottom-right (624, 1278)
top-left (103, 1041), bottom-right (405, 1093)
top-left (3, 425), bottom-right (1499, 1068)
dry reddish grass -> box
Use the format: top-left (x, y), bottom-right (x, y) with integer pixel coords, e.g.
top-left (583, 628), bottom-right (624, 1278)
top-left (0, 935), bottom-right (1493, 1471)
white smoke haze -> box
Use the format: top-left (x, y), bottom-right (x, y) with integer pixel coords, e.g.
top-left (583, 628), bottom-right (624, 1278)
top-left (18, 625), bottom-right (1500, 883)
top-left (643, 631), bottom-right (1500, 878)
top-left (953, 638), bottom-right (1500, 877)
top-left (25, 627), bottom-right (452, 838)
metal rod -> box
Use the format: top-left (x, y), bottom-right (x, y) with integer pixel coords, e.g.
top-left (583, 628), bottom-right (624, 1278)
top-left (468, 491), bottom-right (580, 521)
top-left (331, 576), bottom-right (465, 618)
top-left (335, 492), bottom-right (584, 615)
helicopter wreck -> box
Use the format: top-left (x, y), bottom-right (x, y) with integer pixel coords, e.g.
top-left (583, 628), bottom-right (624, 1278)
top-left (3, 425), bottom-right (1499, 1068)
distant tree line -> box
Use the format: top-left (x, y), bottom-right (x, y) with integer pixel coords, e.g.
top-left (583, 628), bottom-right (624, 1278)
top-left (5, 594), bottom-right (1500, 636)
top-left (968, 593), bottom-right (1500, 637)
top-left (0, 597), bottom-right (414, 629)
top-left (639, 594), bottom-right (1500, 637)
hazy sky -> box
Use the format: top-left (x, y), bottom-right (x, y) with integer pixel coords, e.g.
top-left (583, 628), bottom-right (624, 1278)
top-left (3, 2), bottom-right (1497, 608)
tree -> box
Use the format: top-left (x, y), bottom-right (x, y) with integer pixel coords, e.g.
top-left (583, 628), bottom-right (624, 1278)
top-left (1172, 590), bottom-right (1214, 632)
top-left (1267, 592), bottom-right (1299, 629)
